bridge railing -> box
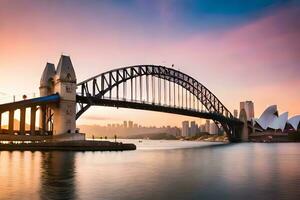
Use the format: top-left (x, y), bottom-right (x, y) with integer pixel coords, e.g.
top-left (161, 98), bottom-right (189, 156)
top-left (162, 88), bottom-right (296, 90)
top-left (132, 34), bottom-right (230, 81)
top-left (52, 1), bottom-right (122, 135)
top-left (102, 96), bottom-right (209, 111)
top-left (0, 93), bottom-right (38, 104)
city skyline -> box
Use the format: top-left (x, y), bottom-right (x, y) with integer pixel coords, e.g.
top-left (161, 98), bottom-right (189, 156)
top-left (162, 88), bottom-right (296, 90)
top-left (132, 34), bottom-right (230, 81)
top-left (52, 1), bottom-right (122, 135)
top-left (78, 119), bottom-right (220, 138)
top-left (1, 0), bottom-right (300, 127)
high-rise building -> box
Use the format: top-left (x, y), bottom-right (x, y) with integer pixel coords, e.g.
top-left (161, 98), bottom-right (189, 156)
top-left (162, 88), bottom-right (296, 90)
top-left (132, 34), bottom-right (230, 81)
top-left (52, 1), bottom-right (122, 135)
top-left (234, 109), bottom-right (238, 118)
top-left (123, 121), bottom-right (128, 128)
top-left (190, 121), bottom-right (197, 136)
top-left (182, 121), bottom-right (189, 137)
top-left (209, 123), bottom-right (218, 134)
top-left (199, 124), bottom-right (206, 132)
top-left (205, 120), bottom-right (210, 133)
top-left (128, 121), bottom-right (133, 129)
top-left (240, 101), bottom-right (254, 120)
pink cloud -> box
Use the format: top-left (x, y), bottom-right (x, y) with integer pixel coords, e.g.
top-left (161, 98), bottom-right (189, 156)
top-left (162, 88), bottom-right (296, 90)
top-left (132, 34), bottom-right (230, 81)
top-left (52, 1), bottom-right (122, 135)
top-left (163, 6), bottom-right (298, 79)
top-left (160, 5), bottom-right (300, 116)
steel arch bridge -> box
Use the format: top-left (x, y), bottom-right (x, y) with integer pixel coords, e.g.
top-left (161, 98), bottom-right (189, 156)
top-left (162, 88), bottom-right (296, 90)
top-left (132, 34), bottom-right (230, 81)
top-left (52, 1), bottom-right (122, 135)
top-left (76, 65), bottom-right (243, 142)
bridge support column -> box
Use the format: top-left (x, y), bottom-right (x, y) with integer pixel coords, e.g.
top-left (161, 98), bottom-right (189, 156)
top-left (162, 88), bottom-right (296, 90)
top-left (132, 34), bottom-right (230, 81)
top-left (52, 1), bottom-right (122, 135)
top-left (239, 109), bottom-right (249, 142)
top-left (39, 105), bottom-right (47, 135)
top-left (8, 110), bottom-right (14, 135)
top-left (52, 55), bottom-right (78, 138)
top-left (30, 106), bottom-right (36, 135)
top-left (20, 108), bottom-right (26, 135)
top-left (53, 101), bottom-right (76, 135)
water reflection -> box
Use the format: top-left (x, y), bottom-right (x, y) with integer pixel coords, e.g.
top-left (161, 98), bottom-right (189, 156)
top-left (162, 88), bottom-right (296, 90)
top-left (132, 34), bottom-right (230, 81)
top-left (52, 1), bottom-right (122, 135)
top-left (1, 142), bottom-right (300, 200)
top-left (39, 152), bottom-right (77, 200)
top-left (0, 151), bottom-right (41, 200)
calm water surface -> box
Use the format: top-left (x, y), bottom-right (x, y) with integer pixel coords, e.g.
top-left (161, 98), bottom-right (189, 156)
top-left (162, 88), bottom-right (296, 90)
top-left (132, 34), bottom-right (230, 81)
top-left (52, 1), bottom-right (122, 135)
top-left (1, 140), bottom-right (300, 200)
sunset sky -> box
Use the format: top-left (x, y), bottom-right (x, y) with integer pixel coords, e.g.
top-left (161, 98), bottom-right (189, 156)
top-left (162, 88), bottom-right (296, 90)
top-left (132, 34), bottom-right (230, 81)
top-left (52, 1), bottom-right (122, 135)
top-left (0, 0), bottom-right (299, 127)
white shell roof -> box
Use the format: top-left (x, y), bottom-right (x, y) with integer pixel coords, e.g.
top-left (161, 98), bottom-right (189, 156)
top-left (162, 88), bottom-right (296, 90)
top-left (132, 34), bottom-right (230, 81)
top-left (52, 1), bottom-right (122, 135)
top-left (288, 115), bottom-right (300, 130)
top-left (269, 112), bottom-right (288, 131)
top-left (256, 105), bottom-right (278, 130)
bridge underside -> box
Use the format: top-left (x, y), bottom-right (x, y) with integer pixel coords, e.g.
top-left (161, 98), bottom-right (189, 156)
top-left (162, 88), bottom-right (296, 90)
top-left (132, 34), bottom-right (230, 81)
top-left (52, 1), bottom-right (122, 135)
top-left (77, 96), bottom-right (241, 125)
top-left (76, 96), bottom-right (243, 141)
top-left (75, 65), bottom-right (244, 142)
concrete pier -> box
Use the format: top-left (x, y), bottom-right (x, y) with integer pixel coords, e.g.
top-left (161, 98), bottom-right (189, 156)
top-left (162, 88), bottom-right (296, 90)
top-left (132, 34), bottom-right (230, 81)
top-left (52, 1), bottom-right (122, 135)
top-left (8, 110), bottom-right (14, 135)
top-left (30, 106), bottom-right (36, 135)
top-left (20, 108), bottom-right (26, 135)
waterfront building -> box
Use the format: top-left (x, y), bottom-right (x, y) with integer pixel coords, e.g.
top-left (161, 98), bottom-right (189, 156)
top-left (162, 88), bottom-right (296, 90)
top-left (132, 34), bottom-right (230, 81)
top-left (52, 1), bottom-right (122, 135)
top-left (256, 105), bottom-right (278, 130)
top-left (288, 115), bottom-right (300, 130)
top-left (182, 121), bottom-right (189, 137)
top-left (269, 112), bottom-right (288, 131)
top-left (123, 121), bottom-right (127, 128)
top-left (190, 121), bottom-right (197, 136)
top-left (209, 123), bottom-right (218, 134)
top-left (205, 120), bottom-right (210, 133)
top-left (128, 121), bottom-right (133, 129)
top-left (240, 101), bottom-right (254, 120)
top-left (199, 124), bottom-right (206, 132)
top-left (253, 105), bottom-right (300, 132)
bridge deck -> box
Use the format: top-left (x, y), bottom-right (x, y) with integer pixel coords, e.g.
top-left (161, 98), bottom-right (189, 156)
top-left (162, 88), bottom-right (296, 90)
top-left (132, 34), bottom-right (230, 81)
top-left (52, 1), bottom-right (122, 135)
top-left (0, 94), bottom-right (60, 112)
top-left (77, 96), bottom-right (242, 126)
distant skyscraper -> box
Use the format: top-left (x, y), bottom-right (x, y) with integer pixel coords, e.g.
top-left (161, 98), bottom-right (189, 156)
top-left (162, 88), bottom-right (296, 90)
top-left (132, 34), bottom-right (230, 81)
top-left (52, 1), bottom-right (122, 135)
top-left (200, 124), bottom-right (206, 132)
top-left (128, 121), bottom-right (133, 128)
top-left (123, 121), bottom-right (128, 128)
top-left (182, 121), bottom-right (189, 137)
top-left (205, 120), bottom-right (210, 133)
top-left (240, 101), bottom-right (254, 120)
top-left (209, 123), bottom-right (218, 134)
top-left (190, 121), bottom-right (197, 136)
top-left (234, 109), bottom-right (238, 118)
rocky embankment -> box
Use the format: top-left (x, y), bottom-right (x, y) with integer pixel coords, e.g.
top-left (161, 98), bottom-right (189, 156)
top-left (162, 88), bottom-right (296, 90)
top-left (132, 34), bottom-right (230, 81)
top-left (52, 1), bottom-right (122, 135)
top-left (191, 135), bottom-right (228, 142)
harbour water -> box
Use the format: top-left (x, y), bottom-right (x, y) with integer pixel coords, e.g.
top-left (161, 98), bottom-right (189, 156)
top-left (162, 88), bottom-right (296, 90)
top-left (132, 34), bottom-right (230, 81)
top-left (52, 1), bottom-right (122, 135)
top-left (1, 140), bottom-right (300, 200)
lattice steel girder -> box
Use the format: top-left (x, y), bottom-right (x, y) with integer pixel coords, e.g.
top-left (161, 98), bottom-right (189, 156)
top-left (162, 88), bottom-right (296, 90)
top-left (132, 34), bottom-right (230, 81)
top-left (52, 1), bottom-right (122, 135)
top-left (77, 65), bottom-right (233, 116)
top-left (76, 65), bottom-right (238, 137)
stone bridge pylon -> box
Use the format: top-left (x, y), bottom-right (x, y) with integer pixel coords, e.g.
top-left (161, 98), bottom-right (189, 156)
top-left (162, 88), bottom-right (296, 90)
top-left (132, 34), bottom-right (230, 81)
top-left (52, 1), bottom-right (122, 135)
top-left (39, 55), bottom-right (82, 140)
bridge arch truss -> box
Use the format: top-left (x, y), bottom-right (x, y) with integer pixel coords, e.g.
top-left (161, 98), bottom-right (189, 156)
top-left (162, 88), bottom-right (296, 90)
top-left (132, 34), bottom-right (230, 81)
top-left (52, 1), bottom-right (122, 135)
top-left (76, 65), bottom-right (242, 141)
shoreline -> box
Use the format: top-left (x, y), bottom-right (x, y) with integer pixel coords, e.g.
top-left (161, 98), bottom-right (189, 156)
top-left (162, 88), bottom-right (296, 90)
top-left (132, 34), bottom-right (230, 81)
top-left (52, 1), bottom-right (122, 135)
top-left (0, 140), bottom-right (136, 151)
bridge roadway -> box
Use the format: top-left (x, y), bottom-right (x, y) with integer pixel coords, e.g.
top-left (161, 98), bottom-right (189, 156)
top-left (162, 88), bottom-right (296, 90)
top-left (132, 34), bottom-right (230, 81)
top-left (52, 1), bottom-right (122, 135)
top-left (0, 93), bottom-right (243, 141)
top-left (0, 94), bottom-right (60, 112)
top-left (76, 95), bottom-right (242, 127)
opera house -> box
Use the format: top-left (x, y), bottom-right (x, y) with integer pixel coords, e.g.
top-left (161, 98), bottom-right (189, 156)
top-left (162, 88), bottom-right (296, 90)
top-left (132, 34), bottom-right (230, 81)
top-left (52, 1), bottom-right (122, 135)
top-left (252, 105), bottom-right (300, 133)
